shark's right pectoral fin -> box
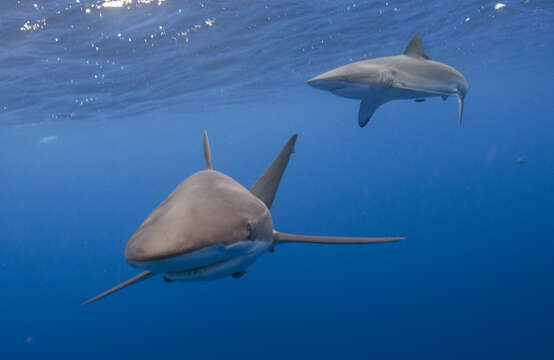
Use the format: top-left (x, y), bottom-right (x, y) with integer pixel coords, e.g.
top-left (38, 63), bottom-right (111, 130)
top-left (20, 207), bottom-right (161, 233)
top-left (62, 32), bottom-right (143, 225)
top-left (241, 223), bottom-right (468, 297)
top-left (82, 270), bottom-right (154, 306)
top-left (359, 98), bottom-right (386, 128)
top-left (273, 231), bottom-right (404, 245)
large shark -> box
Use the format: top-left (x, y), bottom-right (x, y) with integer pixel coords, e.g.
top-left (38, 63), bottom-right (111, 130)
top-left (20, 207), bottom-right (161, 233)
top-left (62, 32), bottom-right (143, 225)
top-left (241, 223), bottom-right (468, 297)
top-left (83, 132), bottom-right (404, 305)
top-left (307, 34), bottom-right (469, 127)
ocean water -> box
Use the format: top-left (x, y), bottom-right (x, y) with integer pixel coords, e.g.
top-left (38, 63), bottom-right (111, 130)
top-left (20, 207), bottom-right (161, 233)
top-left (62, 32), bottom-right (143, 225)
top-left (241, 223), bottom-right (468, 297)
top-left (1, 0), bottom-right (553, 358)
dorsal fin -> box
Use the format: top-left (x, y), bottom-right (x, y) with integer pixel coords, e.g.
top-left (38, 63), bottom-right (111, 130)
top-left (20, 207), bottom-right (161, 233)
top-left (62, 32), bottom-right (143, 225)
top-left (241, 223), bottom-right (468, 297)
top-left (250, 134), bottom-right (297, 209)
top-left (403, 34), bottom-right (430, 60)
top-left (202, 130), bottom-right (213, 170)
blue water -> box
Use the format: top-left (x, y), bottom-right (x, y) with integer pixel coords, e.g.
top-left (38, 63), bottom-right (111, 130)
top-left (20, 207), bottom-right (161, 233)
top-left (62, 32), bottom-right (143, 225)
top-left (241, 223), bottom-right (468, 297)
top-left (1, 0), bottom-right (553, 358)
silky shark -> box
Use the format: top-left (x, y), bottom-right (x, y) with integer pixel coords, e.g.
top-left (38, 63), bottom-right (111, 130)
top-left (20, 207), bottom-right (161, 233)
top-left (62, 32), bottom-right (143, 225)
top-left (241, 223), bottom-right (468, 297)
top-left (83, 132), bottom-right (404, 306)
top-left (307, 34), bottom-right (469, 127)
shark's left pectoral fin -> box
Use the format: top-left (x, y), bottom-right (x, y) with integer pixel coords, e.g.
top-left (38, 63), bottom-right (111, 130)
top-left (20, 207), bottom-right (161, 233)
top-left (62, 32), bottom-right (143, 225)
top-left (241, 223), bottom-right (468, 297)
top-left (273, 231), bottom-right (404, 245)
top-left (82, 270), bottom-right (154, 306)
top-left (456, 93), bottom-right (464, 126)
top-left (359, 98), bottom-right (386, 128)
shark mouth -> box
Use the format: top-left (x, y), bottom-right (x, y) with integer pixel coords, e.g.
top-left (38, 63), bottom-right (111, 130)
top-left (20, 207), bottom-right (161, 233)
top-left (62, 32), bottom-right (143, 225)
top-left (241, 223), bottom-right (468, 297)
top-left (163, 257), bottom-right (234, 281)
top-left (159, 240), bottom-right (272, 282)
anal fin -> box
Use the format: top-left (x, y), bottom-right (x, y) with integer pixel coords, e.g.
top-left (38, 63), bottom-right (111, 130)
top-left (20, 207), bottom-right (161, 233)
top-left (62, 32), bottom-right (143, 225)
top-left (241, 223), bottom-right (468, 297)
top-left (232, 271), bottom-right (246, 279)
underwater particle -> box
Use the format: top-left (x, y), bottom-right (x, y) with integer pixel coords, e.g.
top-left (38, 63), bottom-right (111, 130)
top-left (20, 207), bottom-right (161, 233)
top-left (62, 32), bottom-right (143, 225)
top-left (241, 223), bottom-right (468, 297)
top-left (494, 3), bottom-right (506, 10)
top-left (25, 336), bottom-right (33, 343)
top-left (465, 17), bottom-right (470, 22)
top-left (517, 156), bottom-right (526, 164)
top-left (485, 147), bottom-right (497, 164)
top-left (38, 135), bottom-right (58, 144)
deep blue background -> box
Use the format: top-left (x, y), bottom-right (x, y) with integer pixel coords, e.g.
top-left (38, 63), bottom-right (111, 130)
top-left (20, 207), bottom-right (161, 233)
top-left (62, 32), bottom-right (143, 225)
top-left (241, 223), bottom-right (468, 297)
top-left (1, 1), bottom-right (553, 359)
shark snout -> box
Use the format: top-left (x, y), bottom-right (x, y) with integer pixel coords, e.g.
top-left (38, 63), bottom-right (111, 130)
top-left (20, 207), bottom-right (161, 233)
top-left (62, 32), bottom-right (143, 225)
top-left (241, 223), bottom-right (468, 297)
top-left (307, 73), bottom-right (348, 92)
top-left (307, 74), bottom-right (328, 89)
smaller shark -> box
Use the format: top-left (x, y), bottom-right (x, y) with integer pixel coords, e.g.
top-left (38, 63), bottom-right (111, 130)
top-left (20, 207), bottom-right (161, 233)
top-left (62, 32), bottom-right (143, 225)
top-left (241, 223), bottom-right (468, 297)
top-left (308, 34), bottom-right (469, 127)
top-left (83, 132), bottom-right (404, 306)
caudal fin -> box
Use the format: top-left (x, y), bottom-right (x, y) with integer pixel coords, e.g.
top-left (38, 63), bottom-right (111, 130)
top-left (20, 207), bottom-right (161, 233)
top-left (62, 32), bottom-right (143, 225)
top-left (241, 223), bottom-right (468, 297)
top-left (82, 270), bottom-right (154, 306)
top-left (203, 131), bottom-right (213, 170)
top-left (456, 93), bottom-right (464, 126)
top-left (250, 134), bottom-right (297, 209)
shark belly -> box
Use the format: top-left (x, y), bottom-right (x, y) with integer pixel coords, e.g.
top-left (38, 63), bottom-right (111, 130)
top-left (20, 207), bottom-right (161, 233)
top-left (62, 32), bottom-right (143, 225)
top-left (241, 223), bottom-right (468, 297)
top-left (390, 87), bottom-right (438, 100)
top-left (330, 83), bottom-right (374, 99)
top-left (128, 240), bottom-right (272, 281)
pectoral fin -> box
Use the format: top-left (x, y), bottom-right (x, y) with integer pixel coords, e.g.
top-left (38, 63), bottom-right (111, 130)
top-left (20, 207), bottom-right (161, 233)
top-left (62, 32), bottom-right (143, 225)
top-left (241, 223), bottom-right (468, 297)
top-left (359, 98), bottom-right (386, 128)
top-left (273, 231), bottom-right (404, 245)
top-left (82, 270), bottom-right (154, 306)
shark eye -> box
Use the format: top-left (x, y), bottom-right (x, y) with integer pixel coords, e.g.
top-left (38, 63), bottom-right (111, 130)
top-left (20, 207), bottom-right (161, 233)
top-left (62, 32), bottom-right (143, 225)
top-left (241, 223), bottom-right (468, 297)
top-left (246, 223), bottom-right (253, 240)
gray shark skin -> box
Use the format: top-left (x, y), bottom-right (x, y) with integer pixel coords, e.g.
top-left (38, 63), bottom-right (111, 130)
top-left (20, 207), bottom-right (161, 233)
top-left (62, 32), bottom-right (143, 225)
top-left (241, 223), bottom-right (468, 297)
top-left (308, 34), bottom-right (469, 127)
top-left (83, 132), bottom-right (404, 306)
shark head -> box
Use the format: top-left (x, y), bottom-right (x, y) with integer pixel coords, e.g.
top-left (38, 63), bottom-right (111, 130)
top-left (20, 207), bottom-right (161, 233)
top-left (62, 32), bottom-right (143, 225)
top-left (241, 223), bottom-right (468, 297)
top-left (307, 62), bottom-right (392, 99)
top-left (124, 170), bottom-right (274, 272)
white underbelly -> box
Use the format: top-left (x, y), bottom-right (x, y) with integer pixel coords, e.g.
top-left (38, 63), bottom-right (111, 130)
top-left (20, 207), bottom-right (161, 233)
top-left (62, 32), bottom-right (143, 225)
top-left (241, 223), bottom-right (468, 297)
top-left (131, 240), bottom-right (272, 281)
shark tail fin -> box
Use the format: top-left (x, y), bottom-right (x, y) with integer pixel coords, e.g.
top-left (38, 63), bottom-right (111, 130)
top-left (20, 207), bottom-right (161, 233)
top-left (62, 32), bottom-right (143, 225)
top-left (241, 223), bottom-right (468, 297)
top-left (250, 134), bottom-right (298, 209)
top-left (203, 130), bottom-right (213, 170)
top-left (456, 93), bottom-right (464, 126)
top-left (82, 270), bottom-right (154, 306)
top-left (403, 34), bottom-right (430, 60)
top-left (273, 231), bottom-right (404, 245)
top-left (359, 98), bottom-right (386, 127)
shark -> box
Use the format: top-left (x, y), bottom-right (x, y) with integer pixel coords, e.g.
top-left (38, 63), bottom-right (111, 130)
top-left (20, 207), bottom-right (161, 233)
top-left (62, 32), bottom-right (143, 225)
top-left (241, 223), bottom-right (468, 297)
top-left (307, 34), bottom-right (469, 128)
top-left (83, 132), bottom-right (404, 306)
